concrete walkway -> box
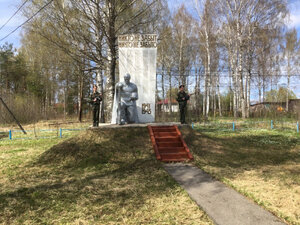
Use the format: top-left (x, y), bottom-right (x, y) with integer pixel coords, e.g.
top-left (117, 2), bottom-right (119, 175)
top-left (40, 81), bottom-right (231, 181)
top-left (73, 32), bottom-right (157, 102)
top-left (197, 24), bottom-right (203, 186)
top-left (163, 163), bottom-right (286, 225)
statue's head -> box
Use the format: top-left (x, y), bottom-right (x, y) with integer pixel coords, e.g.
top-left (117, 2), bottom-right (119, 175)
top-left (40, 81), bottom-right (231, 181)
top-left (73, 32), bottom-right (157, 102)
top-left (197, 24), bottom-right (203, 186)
top-left (124, 73), bottom-right (131, 84)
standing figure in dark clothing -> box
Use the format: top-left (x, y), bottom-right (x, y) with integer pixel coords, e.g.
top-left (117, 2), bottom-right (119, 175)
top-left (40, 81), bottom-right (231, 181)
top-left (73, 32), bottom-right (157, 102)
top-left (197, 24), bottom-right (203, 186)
top-left (89, 84), bottom-right (102, 127)
top-left (176, 85), bottom-right (190, 124)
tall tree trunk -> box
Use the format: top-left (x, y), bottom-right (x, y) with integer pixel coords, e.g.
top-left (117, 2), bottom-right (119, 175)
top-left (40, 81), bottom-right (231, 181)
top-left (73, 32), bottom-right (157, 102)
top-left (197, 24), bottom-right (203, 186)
top-left (213, 87), bottom-right (216, 117)
top-left (63, 87), bottom-right (66, 120)
top-left (258, 72), bottom-right (262, 103)
top-left (97, 69), bottom-right (105, 123)
top-left (228, 65), bottom-right (233, 114)
top-left (246, 72), bottom-right (251, 118)
top-left (262, 78), bottom-right (265, 103)
top-left (195, 67), bottom-right (201, 116)
top-left (286, 57), bottom-right (290, 111)
top-left (205, 27), bottom-right (211, 117)
top-left (237, 22), bottom-right (246, 118)
top-left (233, 73), bottom-right (238, 117)
top-left (77, 71), bottom-right (83, 122)
top-left (106, 46), bottom-right (116, 122)
top-left (161, 65), bottom-right (165, 113)
top-left (168, 68), bottom-right (172, 113)
top-left (217, 73), bottom-right (222, 116)
top-left (229, 46), bottom-right (238, 118)
top-left (244, 73), bottom-right (248, 113)
top-left (179, 31), bottom-right (185, 86)
top-left (105, 1), bottom-right (117, 121)
top-left (203, 77), bottom-right (207, 116)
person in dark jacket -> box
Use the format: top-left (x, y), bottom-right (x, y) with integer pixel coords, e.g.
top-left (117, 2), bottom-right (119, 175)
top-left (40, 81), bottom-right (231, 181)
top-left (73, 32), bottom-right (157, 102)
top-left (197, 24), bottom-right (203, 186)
top-left (176, 85), bottom-right (190, 124)
top-left (89, 84), bottom-right (102, 127)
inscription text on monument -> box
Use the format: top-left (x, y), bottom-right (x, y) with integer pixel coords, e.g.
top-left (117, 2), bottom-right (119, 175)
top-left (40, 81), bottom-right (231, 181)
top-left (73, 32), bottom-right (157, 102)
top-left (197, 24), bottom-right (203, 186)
top-left (118, 34), bottom-right (157, 48)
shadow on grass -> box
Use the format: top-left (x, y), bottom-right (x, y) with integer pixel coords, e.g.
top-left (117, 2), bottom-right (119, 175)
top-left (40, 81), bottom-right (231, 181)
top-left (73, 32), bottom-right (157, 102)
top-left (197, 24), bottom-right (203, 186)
top-left (180, 126), bottom-right (300, 181)
top-left (0, 128), bottom-right (180, 224)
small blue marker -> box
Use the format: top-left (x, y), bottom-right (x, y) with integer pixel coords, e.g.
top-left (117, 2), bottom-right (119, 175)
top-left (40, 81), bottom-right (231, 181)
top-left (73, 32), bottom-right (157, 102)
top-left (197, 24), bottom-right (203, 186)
top-left (271, 120), bottom-right (273, 129)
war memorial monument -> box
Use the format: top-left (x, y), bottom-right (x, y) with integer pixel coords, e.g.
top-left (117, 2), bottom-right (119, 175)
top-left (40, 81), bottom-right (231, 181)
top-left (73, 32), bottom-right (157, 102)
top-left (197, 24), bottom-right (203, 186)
top-left (111, 34), bottom-right (157, 124)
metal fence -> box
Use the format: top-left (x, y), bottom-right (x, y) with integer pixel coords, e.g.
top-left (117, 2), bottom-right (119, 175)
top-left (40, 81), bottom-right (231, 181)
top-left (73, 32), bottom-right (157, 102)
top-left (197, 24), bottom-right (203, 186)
top-left (191, 120), bottom-right (299, 133)
top-left (0, 127), bottom-right (87, 141)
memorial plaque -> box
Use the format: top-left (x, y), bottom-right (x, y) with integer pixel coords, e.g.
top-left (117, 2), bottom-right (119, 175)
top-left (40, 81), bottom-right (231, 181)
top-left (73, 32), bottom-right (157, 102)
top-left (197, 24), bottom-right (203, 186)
top-left (142, 103), bottom-right (151, 114)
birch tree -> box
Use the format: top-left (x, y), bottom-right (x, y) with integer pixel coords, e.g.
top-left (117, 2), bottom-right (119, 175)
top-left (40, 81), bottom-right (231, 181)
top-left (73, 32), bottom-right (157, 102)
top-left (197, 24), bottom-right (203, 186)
top-left (172, 6), bottom-right (196, 88)
top-left (216, 0), bottom-right (287, 118)
top-left (195, 0), bottom-right (219, 117)
top-left (281, 28), bottom-right (299, 111)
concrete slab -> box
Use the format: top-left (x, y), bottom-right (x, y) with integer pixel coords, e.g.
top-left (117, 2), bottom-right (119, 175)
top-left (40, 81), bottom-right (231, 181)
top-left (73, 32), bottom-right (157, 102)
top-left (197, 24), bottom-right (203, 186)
top-left (88, 122), bottom-right (187, 129)
top-left (163, 163), bottom-right (286, 225)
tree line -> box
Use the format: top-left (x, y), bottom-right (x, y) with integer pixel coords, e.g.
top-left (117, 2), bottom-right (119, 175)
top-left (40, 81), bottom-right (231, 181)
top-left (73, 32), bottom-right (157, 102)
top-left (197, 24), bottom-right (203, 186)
top-left (0, 0), bottom-right (299, 124)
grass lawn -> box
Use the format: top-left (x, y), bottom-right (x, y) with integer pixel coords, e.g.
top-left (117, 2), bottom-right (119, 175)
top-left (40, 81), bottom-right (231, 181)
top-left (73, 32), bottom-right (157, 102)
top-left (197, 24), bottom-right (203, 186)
top-left (181, 126), bottom-right (300, 225)
top-left (0, 128), bottom-right (213, 225)
top-left (1, 123), bottom-right (299, 225)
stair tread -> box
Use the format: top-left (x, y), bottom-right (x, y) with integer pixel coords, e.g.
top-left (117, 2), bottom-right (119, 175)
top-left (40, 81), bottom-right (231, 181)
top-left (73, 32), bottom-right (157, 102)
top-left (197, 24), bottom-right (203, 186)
top-left (161, 158), bottom-right (190, 162)
top-left (157, 146), bottom-right (185, 149)
top-left (154, 132), bottom-right (178, 137)
top-left (160, 152), bottom-right (188, 155)
top-left (157, 142), bottom-right (183, 145)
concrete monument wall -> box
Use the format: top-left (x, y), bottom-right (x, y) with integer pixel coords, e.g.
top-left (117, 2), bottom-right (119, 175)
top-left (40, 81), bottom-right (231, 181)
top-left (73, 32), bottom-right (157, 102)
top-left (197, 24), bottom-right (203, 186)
top-left (111, 34), bottom-right (157, 124)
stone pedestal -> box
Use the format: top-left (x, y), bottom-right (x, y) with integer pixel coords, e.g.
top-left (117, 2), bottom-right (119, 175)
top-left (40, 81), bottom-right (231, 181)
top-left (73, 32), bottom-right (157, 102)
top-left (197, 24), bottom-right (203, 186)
top-left (111, 34), bottom-right (157, 124)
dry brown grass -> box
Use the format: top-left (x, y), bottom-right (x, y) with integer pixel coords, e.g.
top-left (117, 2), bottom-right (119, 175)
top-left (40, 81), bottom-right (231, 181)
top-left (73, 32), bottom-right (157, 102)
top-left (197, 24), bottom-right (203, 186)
top-left (0, 127), bottom-right (213, 225)
top-left (0, 119), bottom-right (90, 131)
top-left (180, 126), bottom-right (300, 225)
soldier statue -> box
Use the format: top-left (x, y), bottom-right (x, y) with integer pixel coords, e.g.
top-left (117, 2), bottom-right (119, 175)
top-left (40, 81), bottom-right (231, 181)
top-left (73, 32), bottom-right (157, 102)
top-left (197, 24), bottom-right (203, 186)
top-left (89, 84), bottom-right (102, 127)
top-left (116, 73), bottom-right (139, 125)
top-left (176, 84), bottom-right (190, 124)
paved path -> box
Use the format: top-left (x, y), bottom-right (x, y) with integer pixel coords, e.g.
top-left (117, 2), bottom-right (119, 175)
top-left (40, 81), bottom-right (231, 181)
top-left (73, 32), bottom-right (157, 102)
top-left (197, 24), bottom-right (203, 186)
top-left (164, 163), bottom-right (286, 225)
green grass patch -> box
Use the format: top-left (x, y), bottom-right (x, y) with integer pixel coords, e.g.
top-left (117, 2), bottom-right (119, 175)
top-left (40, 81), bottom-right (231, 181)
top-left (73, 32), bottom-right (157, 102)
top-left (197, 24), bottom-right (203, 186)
top-left (0, 128), bottom-right (213, 224)
top-left (181, 126), bottom-right (300, 225)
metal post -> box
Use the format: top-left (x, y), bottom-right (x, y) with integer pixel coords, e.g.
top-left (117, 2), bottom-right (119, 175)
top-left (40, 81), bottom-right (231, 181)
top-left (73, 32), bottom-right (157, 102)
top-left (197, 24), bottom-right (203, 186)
top-left (9, 130), bottom-right (12, 140)
top-left (297, 122), bottom-right (299, 133)
top-left (0, 97), bottom-right (26, 134)
top-left (60, 128), bottom-right (62, 138)
top-left (232, 122), bottom-right (235, 131)
top-left (271, 120), bottom-right (273, 129)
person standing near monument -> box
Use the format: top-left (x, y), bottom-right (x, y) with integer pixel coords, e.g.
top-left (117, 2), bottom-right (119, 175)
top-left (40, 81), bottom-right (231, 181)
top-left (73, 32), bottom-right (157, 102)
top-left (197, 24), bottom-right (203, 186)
top-left (116, 73), bottom-right (139, 125)
top-left (176, 85), bottom-right (190, 124)
top-left (89, 84), bottom-right (102, 127)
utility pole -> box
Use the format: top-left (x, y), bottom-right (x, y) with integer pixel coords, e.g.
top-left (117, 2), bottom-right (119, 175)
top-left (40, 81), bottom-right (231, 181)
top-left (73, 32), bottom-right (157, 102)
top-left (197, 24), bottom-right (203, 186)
top-left (0, 96), bottom-right (27, 134)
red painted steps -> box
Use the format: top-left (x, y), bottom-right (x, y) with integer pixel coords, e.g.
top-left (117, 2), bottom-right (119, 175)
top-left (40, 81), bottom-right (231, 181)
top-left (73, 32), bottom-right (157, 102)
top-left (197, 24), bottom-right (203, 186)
top-left (148, 125), bottom-right (193, 162)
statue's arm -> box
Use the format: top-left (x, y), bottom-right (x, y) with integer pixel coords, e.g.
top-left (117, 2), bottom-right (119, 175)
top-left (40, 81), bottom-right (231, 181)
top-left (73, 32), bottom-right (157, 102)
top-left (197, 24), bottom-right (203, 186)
top-left (116, 82), bottom-right (123, 89)
top-left (131, 84), bottom-right (138, 100)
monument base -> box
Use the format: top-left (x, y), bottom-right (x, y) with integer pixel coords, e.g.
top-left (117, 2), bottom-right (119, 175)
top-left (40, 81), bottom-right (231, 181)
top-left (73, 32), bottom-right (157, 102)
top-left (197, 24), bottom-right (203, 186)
top-left (89, 122), bottom-right (187, 130)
